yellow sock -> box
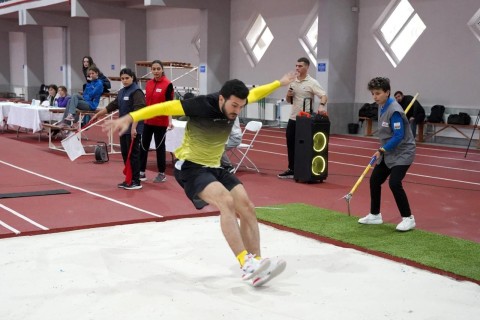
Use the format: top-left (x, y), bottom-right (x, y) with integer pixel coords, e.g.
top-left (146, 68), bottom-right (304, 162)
top-left (237, 250), bottom-right (263, 267)
top-left (237, 250), bottom-right (248, 267)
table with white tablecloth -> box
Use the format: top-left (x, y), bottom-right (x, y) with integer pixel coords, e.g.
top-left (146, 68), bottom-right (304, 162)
top-left (6, 104), bottom-right (64, 133)
top-left (149, 119), bottom-right (186, 153)
top-left (0, 102), bottom-right (24, 127)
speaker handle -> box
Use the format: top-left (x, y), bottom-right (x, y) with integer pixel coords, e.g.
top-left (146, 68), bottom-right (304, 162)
top-left (303, 98), bottom-right (313, 114)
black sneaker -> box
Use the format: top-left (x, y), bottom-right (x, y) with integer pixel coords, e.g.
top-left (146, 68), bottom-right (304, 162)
top-left (277, 169), bottom-right (294, 179)
top-left (139, 173), bottom-right (147, 182)
top-left (124, 182), bottom-right (143, 190)
top-left (117, 181), bottom-right (128, 188)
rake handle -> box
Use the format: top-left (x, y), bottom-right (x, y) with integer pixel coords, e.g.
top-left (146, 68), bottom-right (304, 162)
top-left (348, 155), bottom-right (377, 196)
top-left (404, 93), bottom-right (419, 114)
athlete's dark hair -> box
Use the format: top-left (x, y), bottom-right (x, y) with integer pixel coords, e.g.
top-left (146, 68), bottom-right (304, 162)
top-left (219, 79), bottom-right (249, 101)
top-left (394, 91), bottom-right (403, 96)
top-left (119, 68), bottom-right (138, 83)
top-left (368, 77), bottom-right (391, 92)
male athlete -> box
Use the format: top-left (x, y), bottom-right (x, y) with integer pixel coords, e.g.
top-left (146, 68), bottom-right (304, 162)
top-left (104, 71), bottom-right (295, 287)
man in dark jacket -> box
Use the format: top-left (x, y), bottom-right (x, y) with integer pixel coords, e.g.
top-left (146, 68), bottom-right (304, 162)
top-left (394, 91), bottom-right (425, 139)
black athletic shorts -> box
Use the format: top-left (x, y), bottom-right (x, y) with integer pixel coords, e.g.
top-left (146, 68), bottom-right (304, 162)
top-left (174, 160), bottom-right (242, 210)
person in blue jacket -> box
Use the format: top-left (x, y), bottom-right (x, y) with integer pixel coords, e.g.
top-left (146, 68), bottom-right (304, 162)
top-left (358, 77), bottom-right (417, 232)
top-left (59, 66), bottom-right (103, 125)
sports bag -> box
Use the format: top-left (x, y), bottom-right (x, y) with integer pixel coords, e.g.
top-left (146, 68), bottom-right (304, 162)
top-left (447, 112), bottom-right (471, 125)
top-left (427, 105), bottom-right (445, 123)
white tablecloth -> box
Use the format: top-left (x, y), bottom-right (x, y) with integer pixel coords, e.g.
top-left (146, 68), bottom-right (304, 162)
top-left (7, 104), bottom-right (64, 133)
top-left (0, 102), bottom-right (15, 124)
top-left (150, 119), bottom-right (186, 152)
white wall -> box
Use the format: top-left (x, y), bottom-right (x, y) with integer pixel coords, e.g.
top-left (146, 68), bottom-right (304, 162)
top-left (9, 31), bottom-right (25, 89)
top-left (89, 19), bottom-right (122, 78)
top-left (145, 7), bottom-right (200, 88)
top-left (43, 26), bottom-right (64, 86)
top-left (230, 0), bottom-right (320, 101)
top-left (355, 0), bottom-right (480, 110)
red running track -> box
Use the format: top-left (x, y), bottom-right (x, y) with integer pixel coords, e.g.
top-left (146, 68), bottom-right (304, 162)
top-left (0, 126), bottom-right (479, 242)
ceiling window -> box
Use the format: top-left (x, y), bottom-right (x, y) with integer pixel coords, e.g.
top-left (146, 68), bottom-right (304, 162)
top-left (192, 33), bottom-right (200, 56)
top-left (241, 14), bottom-right (274, 66)
top-left (374, 0), bottom-right (426, 67)
top-left (468, 8), bottom-right (480, 42)
top-left (299, 16), bottom-right (318, 63)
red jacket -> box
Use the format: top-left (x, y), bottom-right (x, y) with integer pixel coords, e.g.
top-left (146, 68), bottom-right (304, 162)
top-left (144, 75), bottom-right (174, 126)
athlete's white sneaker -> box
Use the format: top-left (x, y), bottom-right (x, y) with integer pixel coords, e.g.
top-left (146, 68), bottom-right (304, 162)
top-left (251, 257), bottom-right (287, 287)
top-left (358, 213), bottom-right (383, 225)
top-left (396, 215), bottom-right (416, 232)
top-left (241, 254), bottom-right (271, 280)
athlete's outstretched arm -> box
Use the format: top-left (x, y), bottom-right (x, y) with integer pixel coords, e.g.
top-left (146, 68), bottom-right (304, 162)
top-left (103, 99), bottom-right (185, 135)
top-left (247, 71), bottom-right (295, 103)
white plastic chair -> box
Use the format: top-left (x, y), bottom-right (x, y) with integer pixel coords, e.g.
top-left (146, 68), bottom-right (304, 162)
top-left (229, 120), bottom-right (263, 173)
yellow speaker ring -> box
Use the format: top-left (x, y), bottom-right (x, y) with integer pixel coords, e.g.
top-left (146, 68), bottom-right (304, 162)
top-left (311, 156), bottom-right (326, 175)
top-left (313, 132), bottom-right (327, 152)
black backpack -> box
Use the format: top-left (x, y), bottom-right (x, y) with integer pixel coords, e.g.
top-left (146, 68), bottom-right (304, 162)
top-left (427, 105), bottom-right (445, 123)
top-left (98, 73), bottom-right (111, 93)
top-left (358, 103), bottom-right (378, 120)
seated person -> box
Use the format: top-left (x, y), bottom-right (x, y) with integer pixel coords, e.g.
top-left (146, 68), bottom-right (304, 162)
top-left (220, 117), bottom-right (242, 172)
top-left (59, 66), bottom-right (103, 126)
top-left (42, 84), bottom-right (58, 106)
top-left (394, 91), bottom-right (425, 138)
top-left (56, 86), bottom-right (70, 108)
top-left (82, 56), bottom-right (111, 93)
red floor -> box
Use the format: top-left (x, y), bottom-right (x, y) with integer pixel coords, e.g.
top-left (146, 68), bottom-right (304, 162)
top-left (1, 125), bottom-right (479, 242)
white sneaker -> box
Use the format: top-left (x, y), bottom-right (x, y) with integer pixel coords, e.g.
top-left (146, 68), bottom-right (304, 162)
top-left (396, 215), bottom-right (416, 232)
top-left (358, 213), bottom-right (383, 225)
top-left (251, 257), bottom-right (287, 287)
top-left (241, 254), bottom-right (271, 280)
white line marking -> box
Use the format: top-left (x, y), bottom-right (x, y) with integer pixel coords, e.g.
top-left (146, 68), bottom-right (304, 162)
top-left (0, 204), bottom-right (48, 230)
top-left (331, 161), bottom-right (480, 187)
top-left (0, 219), bottom-right (21, 234)
top-left (0, 160), bottom-right (164, 218)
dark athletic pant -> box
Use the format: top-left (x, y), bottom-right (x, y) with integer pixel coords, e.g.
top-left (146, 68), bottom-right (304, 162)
top-left (370, 159), bottom-right (412, 217)
top-left (286, 119), bottom-right (296, 171)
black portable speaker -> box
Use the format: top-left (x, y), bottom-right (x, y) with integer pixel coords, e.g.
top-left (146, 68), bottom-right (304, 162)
top-left (294, 113), bottom-right (330, 183)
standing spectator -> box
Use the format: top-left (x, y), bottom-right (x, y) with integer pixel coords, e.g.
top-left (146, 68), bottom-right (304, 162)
top-left (358, 77), bottom-right (416, 232)
top-left (55, 86), bottom-right (71, 108)
top-left (59, 66), bottom-right (103, 125)
top-left (139, 60), bottom-right (174, 183)
top-left (91, 68), bottom-right (146, 190)
top-left (394, 91), bottom-right (425, 139)
top-left (82, 56), bottom-right (95, 83)
top-left (220, 117), bottom-right (242, 173)
top-left (278, 57), bottom-right (328, 179)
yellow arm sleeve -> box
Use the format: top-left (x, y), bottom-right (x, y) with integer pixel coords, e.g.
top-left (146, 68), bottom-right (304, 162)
top-left (129, 100), bottom-right (185, 122)
top-left (247, 80), bottom-right (281, 103)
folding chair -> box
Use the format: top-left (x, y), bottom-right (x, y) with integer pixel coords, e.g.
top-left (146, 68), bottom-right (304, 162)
top-left (229, 120), bottom-right (263, 173)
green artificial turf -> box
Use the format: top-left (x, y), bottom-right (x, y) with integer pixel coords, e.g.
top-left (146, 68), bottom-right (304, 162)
top-left (256, 203), bottom-right (480, 282)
